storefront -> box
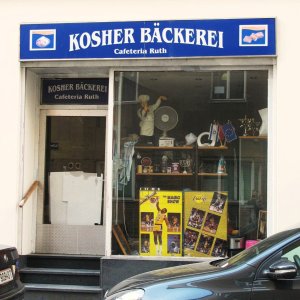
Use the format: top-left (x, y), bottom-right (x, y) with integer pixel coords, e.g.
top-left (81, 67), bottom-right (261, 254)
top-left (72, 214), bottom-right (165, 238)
top-left (18, 18), bottom-right (275, 260)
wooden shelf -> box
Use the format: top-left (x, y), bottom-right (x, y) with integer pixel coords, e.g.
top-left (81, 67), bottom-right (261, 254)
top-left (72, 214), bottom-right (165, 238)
top-left (136, 173), bottom-right (193, 176)
top-left (135, 146), bottom-right (193, 150)
top-left (198, 146), bottom-right (228, 150)
top-left (239, 136), bottom-right (267, 140)
top-left (198, 172), bottom-right (228, 176)
top-left (135, 145), bottom-right (229, 150)
top-left (136, 172), bottom-right (227, 177)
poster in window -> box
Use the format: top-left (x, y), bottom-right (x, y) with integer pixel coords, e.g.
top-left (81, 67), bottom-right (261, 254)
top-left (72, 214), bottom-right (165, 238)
top-left (184, 191), bottom-right (228, 257)
top-left (139, 189), bottom-right (182, 256)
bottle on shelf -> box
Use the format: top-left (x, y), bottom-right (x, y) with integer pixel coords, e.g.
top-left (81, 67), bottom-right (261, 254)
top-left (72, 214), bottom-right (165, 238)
top-left (136, 152), bottom-right (142, 174)
top-left (217, 156), bottom-right (226, 174)
top-left (161, 154), bottom-right (168, 173)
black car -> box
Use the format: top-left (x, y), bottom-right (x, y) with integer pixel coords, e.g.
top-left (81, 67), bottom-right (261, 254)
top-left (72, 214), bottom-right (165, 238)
top-left (0, 245), bottom-right (24, 300)
top-left (105, 227), bottom-right (300, 300)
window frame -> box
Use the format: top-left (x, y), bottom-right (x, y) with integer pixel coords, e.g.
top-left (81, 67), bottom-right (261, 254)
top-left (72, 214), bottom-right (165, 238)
top-left (108, 63), bottom-right (274, 258)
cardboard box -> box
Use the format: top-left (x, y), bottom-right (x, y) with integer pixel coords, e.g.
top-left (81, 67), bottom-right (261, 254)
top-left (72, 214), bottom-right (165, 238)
top-left (159, 137), bottom-right (175, 147)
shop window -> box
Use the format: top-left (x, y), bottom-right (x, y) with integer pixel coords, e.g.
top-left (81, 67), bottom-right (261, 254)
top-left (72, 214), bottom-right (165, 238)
top-left (112, 70), bottom-right (268, 257)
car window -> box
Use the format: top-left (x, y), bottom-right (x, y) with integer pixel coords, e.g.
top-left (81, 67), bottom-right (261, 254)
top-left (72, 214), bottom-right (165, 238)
top-left (219, 229), bottom-right (299, 268)
top-left (282, 240), bottom-right (300, 273)
top-left (254, 239), bottom-right (300, 280)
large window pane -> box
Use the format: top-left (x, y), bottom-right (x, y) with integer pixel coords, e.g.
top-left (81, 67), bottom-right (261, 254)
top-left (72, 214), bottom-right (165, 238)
top-left (112, 70), bottom-right (268, 257)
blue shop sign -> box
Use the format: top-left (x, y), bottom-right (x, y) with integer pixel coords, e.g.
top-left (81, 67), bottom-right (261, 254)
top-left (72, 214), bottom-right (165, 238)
top-left (20, 18), bottom-right (276, 60)
top-left (41, 78), bottom-right (108, 105)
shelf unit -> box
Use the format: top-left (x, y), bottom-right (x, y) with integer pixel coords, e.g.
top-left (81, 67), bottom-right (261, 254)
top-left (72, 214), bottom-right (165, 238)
top-left (135, 146), bottom-right (194, 150)
top-left (238, 135), bottom-right (267, 140)
top-left (197, 146), bottom-right (228, 150)
top-left (136, 173), bottom-right (193, 176)
top-left (134, 144), bottom-right (229, 191)
top-left (198, 173), bottom-right (228, 176)
top-left (197, 145), bottom-right (228, 177)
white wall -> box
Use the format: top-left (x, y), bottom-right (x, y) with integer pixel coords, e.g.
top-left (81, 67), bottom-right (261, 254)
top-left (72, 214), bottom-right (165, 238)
top-left (0, 0), bottom-right (299, 248)
top-left (19, 70), bottom-right (40, 254)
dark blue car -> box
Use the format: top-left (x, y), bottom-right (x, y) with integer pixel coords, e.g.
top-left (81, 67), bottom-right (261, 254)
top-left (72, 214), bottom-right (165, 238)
top-left (105, 226), bottom-right (300, 300)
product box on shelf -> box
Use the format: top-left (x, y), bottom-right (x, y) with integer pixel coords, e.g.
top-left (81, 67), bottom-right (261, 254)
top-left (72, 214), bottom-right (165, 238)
top-left (159, 137), bottom-right (175, 147)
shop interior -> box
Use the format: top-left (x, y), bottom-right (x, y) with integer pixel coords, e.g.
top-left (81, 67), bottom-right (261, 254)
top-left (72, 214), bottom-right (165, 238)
top-left (43, 116), bottom-right (106, 226)
top-left (112, 70), bottom-right (268, 257)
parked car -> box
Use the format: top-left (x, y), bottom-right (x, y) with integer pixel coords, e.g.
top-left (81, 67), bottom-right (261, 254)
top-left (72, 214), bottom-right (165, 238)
top-left (105, 226), bottom-right (300, 300)
top-left (0, 245), bottom-right (24, 299)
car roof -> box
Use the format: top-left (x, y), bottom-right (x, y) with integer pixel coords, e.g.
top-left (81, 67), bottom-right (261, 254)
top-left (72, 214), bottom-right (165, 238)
top-left (0, 244), bottom-right (16, 251)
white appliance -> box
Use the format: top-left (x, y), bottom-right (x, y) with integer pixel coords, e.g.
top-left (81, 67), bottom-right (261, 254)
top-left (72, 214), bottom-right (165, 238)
top-left (154, 106), bottom-right (178, 146)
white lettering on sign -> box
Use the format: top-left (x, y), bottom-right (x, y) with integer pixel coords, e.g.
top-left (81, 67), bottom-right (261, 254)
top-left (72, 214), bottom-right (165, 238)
top-left (53, 94), bottom-right (100, 100)
top-left (69, 28), bottom-right (135, 51)
top-left (114, 48), bottom-right (147, 55)
top-left (69, 25), bottom-right (224, 51)
top-left (47, 83), bottom-right (107, 93)
top-left (48, 84), bottom-right (74, 93)
top-left (75, 83), bottom-right (108, 93)
top-left (149, 48), bottom-right (167, 54)
top-left (141, 26), bottom-right (223, 48)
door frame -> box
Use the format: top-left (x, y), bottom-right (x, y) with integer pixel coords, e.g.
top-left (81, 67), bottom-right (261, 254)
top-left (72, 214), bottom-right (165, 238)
top-left (36, 108), bottom-right (108, 254)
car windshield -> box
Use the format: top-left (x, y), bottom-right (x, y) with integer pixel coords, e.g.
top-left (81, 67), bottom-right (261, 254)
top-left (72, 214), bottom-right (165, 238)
top-left (219, 229), bottom-right (298, 268)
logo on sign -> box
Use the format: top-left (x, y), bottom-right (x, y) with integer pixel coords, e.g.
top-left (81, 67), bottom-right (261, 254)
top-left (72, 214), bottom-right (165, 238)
top-left (239, 25), bottom-right (268, 46)
top-left (30, 29), bottom-right (56, 51)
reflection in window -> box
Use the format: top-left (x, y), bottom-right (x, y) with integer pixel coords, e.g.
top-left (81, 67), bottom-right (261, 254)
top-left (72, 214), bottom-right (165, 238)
top-left (112, 70), bottom-right (268, 257)
top-left (211, 71), bottom-right (246, 101)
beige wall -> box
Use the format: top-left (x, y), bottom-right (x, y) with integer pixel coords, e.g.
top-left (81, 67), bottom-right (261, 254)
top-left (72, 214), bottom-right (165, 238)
top-left (0, 0), bottom-right (299, 249)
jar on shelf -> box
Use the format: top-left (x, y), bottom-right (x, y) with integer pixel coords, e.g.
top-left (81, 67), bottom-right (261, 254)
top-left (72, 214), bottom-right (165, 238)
top-left (161, 155), bottom-right (168, 173)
